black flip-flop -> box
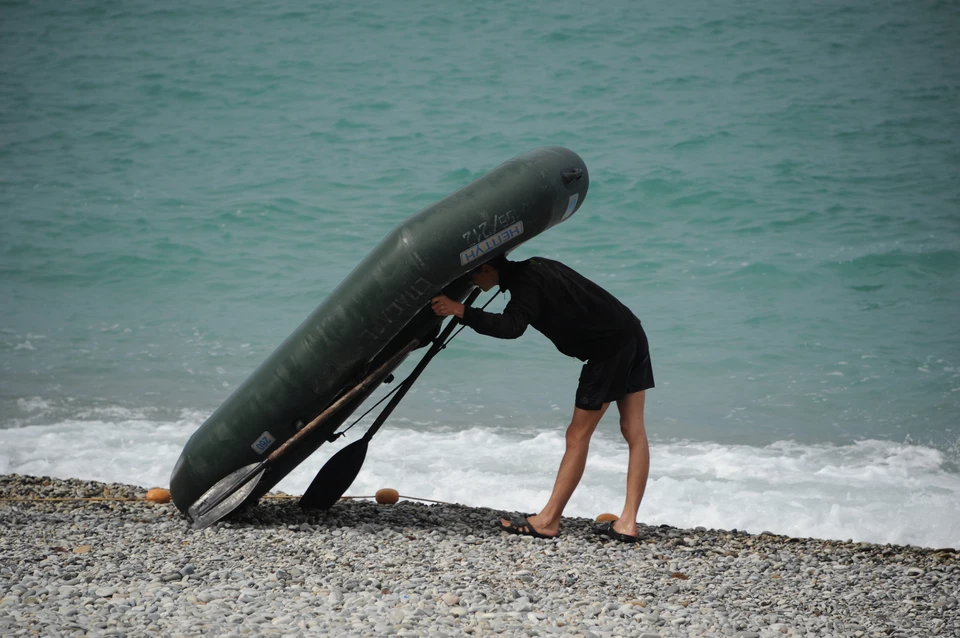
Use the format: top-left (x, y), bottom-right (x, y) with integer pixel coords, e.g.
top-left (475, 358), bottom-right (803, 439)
top-left (592, 521), bottom-right (640, 544)
top-left (498, 514), bottom-right (559, 539)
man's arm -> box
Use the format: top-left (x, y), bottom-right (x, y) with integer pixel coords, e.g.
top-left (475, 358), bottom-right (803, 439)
top-left (430, 296), bottom-right (464, 318)
top-left (432, 281), bottom-right (540, 339)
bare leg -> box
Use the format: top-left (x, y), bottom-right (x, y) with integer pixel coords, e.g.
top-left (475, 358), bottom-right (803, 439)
top-left (500, 403), bottom-right (609, 537)
top-left (613, 390), bottom-right (649, 537)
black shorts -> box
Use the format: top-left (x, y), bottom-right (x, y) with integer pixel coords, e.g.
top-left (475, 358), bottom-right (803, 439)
top-left (575, 324), bottom-right (654, 411)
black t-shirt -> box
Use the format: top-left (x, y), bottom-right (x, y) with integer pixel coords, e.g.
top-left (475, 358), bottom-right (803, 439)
top-left (461, 257), bottom-right (640, 361)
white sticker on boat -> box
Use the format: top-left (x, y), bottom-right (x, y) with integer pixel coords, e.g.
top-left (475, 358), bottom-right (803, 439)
top-left (460, 221), bottom-right (524, 266)
top-left (560, 193), bottom-right (579, 221)
top-left (251, 431), bottom-right (276, 455)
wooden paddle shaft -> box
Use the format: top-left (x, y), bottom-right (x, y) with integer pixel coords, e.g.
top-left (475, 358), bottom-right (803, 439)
top-left (362, 288), bottom-right (481, 442)
top-left (266, 337), bottom-right (421, 463)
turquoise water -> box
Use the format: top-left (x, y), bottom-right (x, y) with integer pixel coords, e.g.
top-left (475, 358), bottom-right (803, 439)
top-left (2, 1), bottom-right (959, 545)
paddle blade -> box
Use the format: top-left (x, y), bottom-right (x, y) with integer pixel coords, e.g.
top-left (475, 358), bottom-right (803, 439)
top-left (187, 464), bottom-right (265, 530)
top-left (300, 439), bottom-right (369, 510)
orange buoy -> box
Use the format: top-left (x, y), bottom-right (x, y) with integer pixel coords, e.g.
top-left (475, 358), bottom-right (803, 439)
top-left (375, 488), bottom-right (400, 505)
top-left (595, 513), bottom-right (618, 523)
top-left (145, 488), bottom-right (172, 503)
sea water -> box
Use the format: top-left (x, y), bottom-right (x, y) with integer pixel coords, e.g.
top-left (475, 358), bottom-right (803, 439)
top-left (2, 0), bottom-right (958, 548)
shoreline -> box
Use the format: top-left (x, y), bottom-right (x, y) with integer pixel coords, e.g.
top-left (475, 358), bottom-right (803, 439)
top-left (1, 474), bottom-right (957, 637)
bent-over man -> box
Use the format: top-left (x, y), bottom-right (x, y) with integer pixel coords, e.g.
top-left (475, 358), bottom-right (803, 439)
top-left (431, 254), bottom-right (654, 542)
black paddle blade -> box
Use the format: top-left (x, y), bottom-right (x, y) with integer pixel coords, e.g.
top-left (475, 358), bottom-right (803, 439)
top-left (299, 439), bottom-right (369, 510)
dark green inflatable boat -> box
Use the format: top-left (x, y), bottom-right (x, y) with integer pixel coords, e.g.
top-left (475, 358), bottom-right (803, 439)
top-left (170, 146), bottom-right (589, 521)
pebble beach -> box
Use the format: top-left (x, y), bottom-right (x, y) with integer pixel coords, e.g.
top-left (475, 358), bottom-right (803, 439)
top-left (1, 474), bottom-right (957, 638)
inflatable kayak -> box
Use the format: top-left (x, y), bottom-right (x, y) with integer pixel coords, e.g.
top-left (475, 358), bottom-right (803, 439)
top-left (169, 146), bottom-right (590, 518)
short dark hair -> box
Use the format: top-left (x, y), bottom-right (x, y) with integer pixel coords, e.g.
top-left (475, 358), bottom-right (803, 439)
top-left (483, 254), bottom-right (510, 271)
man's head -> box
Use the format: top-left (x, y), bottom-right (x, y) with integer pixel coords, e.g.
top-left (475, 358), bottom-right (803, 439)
top-left (469, 254), bottom-right (509, 292)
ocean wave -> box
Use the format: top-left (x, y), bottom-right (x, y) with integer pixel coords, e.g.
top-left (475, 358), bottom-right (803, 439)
top-left (1, 416), bottom-right (956, 548)
top-left (828, 248), bottom-right (960, 278)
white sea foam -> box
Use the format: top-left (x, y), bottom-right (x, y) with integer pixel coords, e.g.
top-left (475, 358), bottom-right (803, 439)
top-left (15, 397), bottom-right (55, 414)
top-left (1, 415), bottom-right (957, 549)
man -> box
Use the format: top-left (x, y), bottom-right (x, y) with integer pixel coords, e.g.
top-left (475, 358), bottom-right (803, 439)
top-left (430, 254), bottom-right (654, 543)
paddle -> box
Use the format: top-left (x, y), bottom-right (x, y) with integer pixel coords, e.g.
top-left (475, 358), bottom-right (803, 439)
top-left (186, 338), bottom-right (421, 530)
top-left (300, 288), bottom-right (481, 510)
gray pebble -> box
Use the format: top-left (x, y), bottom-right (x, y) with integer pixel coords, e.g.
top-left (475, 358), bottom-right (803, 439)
top-left (1, 474), bottom-right (958, 638)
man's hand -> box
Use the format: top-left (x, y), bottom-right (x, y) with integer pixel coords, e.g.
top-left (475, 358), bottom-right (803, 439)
top-left (431, 295), bottom-right (465, 318)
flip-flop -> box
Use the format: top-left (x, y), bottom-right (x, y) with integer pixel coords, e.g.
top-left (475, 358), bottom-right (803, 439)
top-left (498, 514), bottom-right (559, 539)
top-left (592, 520), bottom-right (640, 544)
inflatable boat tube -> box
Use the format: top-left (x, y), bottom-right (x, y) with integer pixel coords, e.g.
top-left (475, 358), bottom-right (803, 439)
top-left (169, 146), bottom-right (590, 514)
